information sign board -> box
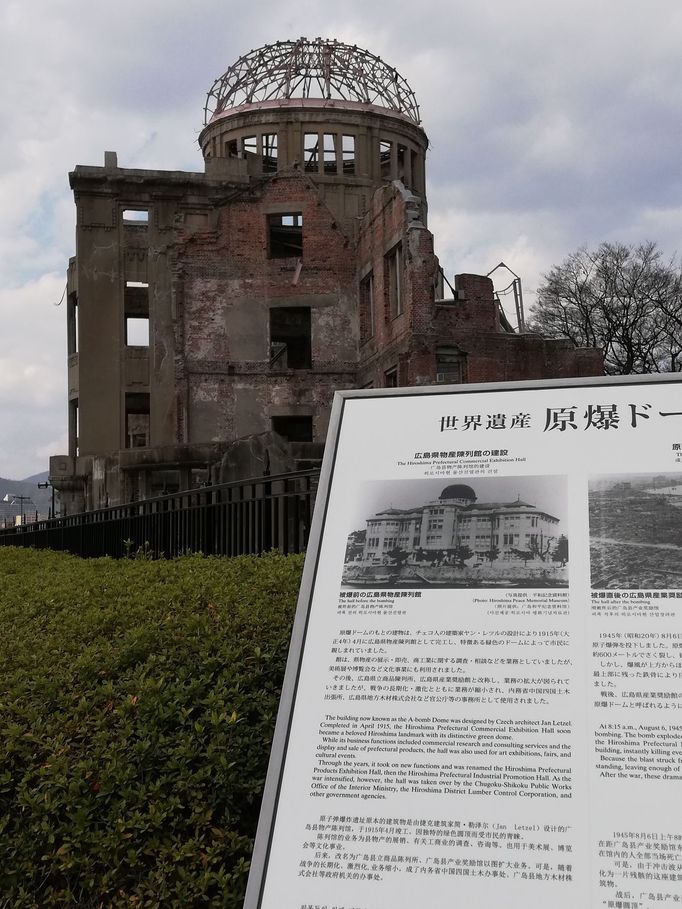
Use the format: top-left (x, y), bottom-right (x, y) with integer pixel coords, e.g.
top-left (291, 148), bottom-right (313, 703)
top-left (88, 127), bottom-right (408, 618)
top-left (245, 375), bottom-right (682, 909)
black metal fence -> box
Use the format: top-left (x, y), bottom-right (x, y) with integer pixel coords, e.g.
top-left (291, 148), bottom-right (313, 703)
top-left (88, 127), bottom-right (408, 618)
top-left (0, 470), bottom-right (320, 559)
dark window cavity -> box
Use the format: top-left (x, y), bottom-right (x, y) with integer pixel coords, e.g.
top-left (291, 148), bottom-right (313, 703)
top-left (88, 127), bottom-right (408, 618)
top-left (379, 140), bottom-right (392, 179)
top-left (436, 347), bottom-right (464, 384)
top-left (268, 213), bottom-right (303, 258)
top-left (67, 292), bottom-right (78, 355)
top-left (384, 366), bottom-right (398, 388)
top-left (385, 245), bottom-right (403, 318)
top-left (270, 307), bottom-right (311, 369)
top-left (271, 415), bottom-right (313, 442)
top-left (359, 271), bottom-right (374, 343)
top-left (262, 133), bottom-right (278, 173)
top-left (125, 392), bottom-right (150, 449)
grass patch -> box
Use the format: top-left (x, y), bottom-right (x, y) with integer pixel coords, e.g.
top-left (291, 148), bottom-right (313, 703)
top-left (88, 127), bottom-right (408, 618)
top-left (0, 548), bottom-right (302, 907)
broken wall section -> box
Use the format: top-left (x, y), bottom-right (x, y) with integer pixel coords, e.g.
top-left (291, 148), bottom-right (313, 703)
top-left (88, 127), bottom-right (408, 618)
top-left (354, 181), bottom-right (602, 387)
top-left (355, 181), bottom-right (438, 388)
top-left (173, 173), bottom-right (359, 447)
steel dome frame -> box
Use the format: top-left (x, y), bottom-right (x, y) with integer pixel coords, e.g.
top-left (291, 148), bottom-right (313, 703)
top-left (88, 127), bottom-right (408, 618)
top-left (204, 37), bottom-right (421, 125)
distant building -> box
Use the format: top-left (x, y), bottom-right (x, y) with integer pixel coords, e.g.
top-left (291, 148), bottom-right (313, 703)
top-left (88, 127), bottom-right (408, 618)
top-left (359, 483), bottom-right (561, 564)
top-left (646, 484), bottom-right (682, 496)
top-left (50, 38), bottom-right (602, 513)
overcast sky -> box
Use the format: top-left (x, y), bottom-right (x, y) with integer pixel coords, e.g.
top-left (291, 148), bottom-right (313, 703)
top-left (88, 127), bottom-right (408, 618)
top-left (1, 0), bottom-right (680, 479)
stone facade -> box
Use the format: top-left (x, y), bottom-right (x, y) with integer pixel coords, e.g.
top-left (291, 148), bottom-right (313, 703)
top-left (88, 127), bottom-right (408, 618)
top-left (50, 41), bottom-right (602, 513)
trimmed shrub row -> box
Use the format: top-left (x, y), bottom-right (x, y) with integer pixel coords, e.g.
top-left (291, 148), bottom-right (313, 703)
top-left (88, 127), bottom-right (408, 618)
top-left (0, 548), bottom-right (302, 907)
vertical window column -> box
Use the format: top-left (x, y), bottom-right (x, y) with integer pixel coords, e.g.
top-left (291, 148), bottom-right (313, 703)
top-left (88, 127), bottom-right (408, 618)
top-left (342, 135), bottom-right (356, 175)
top-left (242, 136), bottom-right (257, 158)
top-left (67, 293), bottom-right (78, 355)
top-left (384, 366), bottom-right (398, 388)
top-left (385, 245), bottom-right (403, 318)
top-left (304, 133), bottom-right (320, 173)
top-left (379, 140), bottom-right (393, 180)
top-left (359, 272), bottom-right (374, 343)
top-left (125, 393), bottom-right (150, 449)
top-left (323, 134), bottom-right (338, 174)
top-left (397, 144), bottom-right (412, 188)
top-left (436, 347), bottom-right (464, 384)
top-left (124, 282), bottom-right (150, 346)
top-left (69, 399), bottom-right (79, 456)
top-left (262, 133), bottom-right (278, 173)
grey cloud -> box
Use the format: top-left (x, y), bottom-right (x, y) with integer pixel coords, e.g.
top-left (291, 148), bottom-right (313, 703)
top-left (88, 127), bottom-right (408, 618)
top-left (0, 0), bottom-right (680, 477)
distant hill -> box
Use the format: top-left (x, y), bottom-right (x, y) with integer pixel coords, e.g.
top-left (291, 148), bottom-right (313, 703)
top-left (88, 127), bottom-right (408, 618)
top-left (22, 471), bottom-right (49, 484)
top-left (0, 475), bottom-right (53, 520)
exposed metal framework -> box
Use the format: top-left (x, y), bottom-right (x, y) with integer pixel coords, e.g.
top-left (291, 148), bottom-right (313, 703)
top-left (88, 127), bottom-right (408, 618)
top-left (204, 38), bottom-right (421, 125)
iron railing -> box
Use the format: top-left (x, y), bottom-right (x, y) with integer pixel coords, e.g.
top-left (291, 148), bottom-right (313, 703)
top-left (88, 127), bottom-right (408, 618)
top-left (0, 469), bottom-right (320, 559)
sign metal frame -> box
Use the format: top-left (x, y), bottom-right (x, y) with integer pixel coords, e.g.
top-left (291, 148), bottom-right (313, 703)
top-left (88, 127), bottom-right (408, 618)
top-left (244, 372), bottom-right (682, 909)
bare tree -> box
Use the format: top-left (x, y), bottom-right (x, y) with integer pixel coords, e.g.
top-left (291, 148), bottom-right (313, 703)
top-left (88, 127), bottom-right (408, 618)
top-left (529, 242), bottom-right (682, 374)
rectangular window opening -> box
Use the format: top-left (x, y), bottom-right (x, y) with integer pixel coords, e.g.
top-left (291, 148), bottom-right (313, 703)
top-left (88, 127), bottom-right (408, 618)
top-left (122, 209), bottom-right (149, 224)
top-left (359, 271), bottom-right (374, 343)
top-left (150, 470), bottom-right (180, 497)
top-left (411, 149), bottom-right (420, 191)
top-left (436, 347), bottom-right (463, 384)
top-left (124, 281), bottom-right (150, 346)
top-left (268, 212), bottom-right (303, 258)
top-left (69, 399), bottom-right (79, 457)
top-left (379, 140), bottom-right (392, 180)
top-left (304, 133), bottom-right (320, 173)
top-left (342, 135), bottom-right (356, 175)
top-left (125, 392), bottom-right (150, 449)
top-left (385, 245), bottom-right (403, 318)
top-left (323, 133), bottom-right (338, 174)
top-left (242, 136), bottom-right (257, 157)
top-left (271, 415), bottom-right (313, 443)
top-left (262, 133), bottom-right (278, 173)
top-left (384, 366), bottom-right (398, 388)
top-left (397, 144), bottom-right (408, 185)
top-left (270, 307), bottom-right (311, 369)
top-left (226, 139), bottom-right (239, 158)
top-left (67, 292), bottom-right (78, 355)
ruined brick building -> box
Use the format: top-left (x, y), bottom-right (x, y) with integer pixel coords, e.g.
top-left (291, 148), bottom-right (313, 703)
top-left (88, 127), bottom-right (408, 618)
top-left (50, 38), bottom-right (601, 512)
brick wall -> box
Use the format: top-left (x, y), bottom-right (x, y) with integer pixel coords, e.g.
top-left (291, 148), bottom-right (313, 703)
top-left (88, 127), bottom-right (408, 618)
top-left (354, 187), bottom-right (602, 386)
top-left (171, 173), bottom-right (359, 444)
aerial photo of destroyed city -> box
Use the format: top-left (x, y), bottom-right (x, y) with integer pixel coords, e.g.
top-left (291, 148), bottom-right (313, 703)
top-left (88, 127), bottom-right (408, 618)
top-left (590, 473), bottom-right (682, 589)
top-left (343, 475), bottom-right (568, 589)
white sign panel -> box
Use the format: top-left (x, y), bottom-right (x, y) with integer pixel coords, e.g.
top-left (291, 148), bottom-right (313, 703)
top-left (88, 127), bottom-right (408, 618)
top-left (245, 375), bottom-right (682, 909)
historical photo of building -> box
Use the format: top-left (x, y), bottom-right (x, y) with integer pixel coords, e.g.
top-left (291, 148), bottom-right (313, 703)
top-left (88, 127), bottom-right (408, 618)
top-left (343, 475), bottom-right (568, 588)
top-left (590, 473), bottom-right (682, 589)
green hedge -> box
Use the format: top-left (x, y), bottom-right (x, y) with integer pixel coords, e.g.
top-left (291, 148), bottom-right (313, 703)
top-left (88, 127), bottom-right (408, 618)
top-left (0, 548), bottom-right (302, 907)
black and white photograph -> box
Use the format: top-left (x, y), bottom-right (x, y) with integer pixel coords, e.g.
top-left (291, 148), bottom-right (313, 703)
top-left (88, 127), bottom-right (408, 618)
top-left (590, 473), bottom-right (682, 589)
top-left (343, 475), bottom-right (568, 589)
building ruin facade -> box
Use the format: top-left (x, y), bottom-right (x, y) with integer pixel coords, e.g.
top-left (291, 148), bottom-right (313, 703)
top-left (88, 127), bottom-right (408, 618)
top-left (50, 38), bottom-right (602, 513)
